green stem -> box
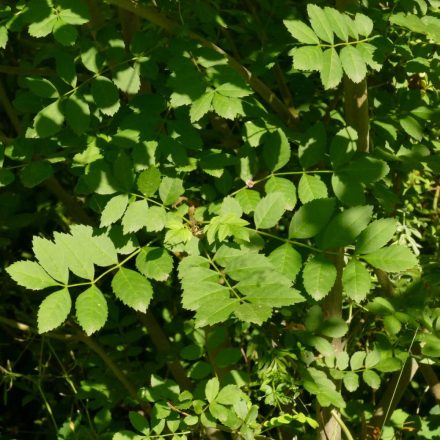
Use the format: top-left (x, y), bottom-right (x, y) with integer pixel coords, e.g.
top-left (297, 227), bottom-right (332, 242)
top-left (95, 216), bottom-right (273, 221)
top-left (330, 410), bottom-right (354, 440)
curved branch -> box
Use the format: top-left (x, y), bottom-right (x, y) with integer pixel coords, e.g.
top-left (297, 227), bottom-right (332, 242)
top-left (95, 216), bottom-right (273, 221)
top-left (103, 0), bottom-right (298, 126)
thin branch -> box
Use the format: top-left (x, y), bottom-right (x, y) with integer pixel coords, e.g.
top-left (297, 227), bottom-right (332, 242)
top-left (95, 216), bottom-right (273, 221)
top-left (103, 0), bottom-right (298, 126)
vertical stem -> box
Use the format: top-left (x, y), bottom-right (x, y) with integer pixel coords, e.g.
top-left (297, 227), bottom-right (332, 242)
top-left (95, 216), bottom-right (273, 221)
top-left (318, 1), bottom-right (369, 438)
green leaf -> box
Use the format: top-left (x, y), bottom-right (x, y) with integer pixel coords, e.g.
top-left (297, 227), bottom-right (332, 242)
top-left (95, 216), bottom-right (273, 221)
top-left (331, 173), bottom-right (365, 207)
top-left (159, 177), bottom-right (184, 205)
top-left (330, 126), bottom-right (358, 167)
top-left (136, 247), bottom-right (173, 281)
top-left (234, 302), bottom-right (273, 325)
top-left (356, 43), bottom-right (381, 71)
top-left (215, 83), bottom-right (252, 98)
top-left (324, 7), bottom-right (349, 42)
top-left (111, 268), bottom-right (153, 312)
top-left (298, 174), bottom-right (328, 203)
top-left (236, 272), bottom-right (304, 307)
top-left (137, 167), bottom-right (161, 197)
top-left (53, 19), bottom-right (78, 46)
top-left (342, 259), bottom-right (371, 302)
top-left (100, 194), bottom-right (129, 227)
top-left (113, 65), bottom-right (141, 94)
top-left (355, 218), bottom-right (398, 254)
top-left (289, 198), bottom-right (336, 239)
top-left (75, 285), bottom-right (108, 335)
top-left (225, 253), bottom-right (274, 281)
top-left (65, 94), bottom-right (90, 135)
top-left (320, 318), bottom-right (348, 338)
top-left (363, 370), bottom-right (380, 389)
top-left (38, 288), bottom-right (71, 333)
top-left (265, 177), bottom-right (297, 210)
top-left (338, 156), bottom-right (389, 184)
top-left (354, 13), bottom-right (373, 37)
top-left (58, 0), bottom-right (90, 25)
top-left (299, 122), bottom-right (327, 169)
top-left (144, 206), bottom-right (166, 232)
top-left (205, 377), bottom-right (219, 403)
top-left (29, 14), bottom-right (57, 38)
top-left (291, 46), bottom-right (323, 72)
top-left (25, 77), bottom-right (59, 98)
top-left (91, 76), bottom-right (120, 116)
top-left (54, 231), bottom-right (94, 280)
top-left (320, 48), bottom-right (343, 89)
top-left (129, 412), bottom-right (150, 435)
top-left (20, 161), bottom-right (53, 188)
top-left (362, 245), bottom-right (418, 272)
top-left (383, 315), bottom-right (401, 335)
top-left (32, 236), bottom-right (69, 284)
top-left (268, 244), bottom-right (302, 282)
top-left (400, 116), bottom-right (423, 141)
top-left (69, 225), bottom-right (118, 267)
top-left (262, 129), bottom-right (291, 172)
top-left (343, 371), bottom-right (359, 392)
top-left (34, 100), bottom-right (65, 138)
top-left (303, 255), bottom-right (337, 300)
top-left (0, 27), bottom-right (8, 49)
top-left (350, 351), bottom-right (366, 371)
top-left (307, 4), bottom-right (334, 43)
top-left (339, 46), bottom-right (367, 83)
top-left (122, 200), bottom-right (150, 233)
top-left (318, 205), bottom-right (373, 249)
top-left (283, 19), bottom-right (319, 44)
top-left (195, 297), bottom-right (237, 327)
top-left (235, 190), bottom-right (261, 214)
top-left (190, 91), bottom-right (214, 122)
top-left (7, 260), bottom-right (58, 290)
top-left (56, 51), bottom-right (77, 87)
top-left (212, 93), bottom-right (243, 120)
top-left (254, 192), bottom-right (286, 229)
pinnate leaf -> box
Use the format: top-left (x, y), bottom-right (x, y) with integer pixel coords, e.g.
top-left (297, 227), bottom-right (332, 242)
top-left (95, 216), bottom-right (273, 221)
top-left (38, 288), bottom-right (71, 333)
top-left (318, 205), bottom-right (373, 249)
top-left (137, 167), bottom-right (161, 197)
top-left (136, 247), bottom-right (173, 281)
top-left (291, 46), bottom-right (323, 72)
top-left (100, 194), bottom-right (129, 227)
top-left (289, 198), bottom-right (336, 239)
top-left (159, 177), bottom-right (184, 205)
top-left (91, 76), bottom-right (120, 116)
top-left (254, 193), bottom-right (286, 229)
top-left (283, 19), bottom-right (319, 44)
top-left (113, 65), bottom-right (141, 94)
top-left (265, 177), bottom-right (297, 210)
top-left (7, 260), bottom-right (58, 290)
top-left (76, 285), bottom-right (108, 335)
top-left (355, 13), bottom-right (374, 36)
top-left (111, 268), bottom-right (153, 312)
top-left (339, 46), bottom-right (367, 84)
top-left (190, 91), bottom-right (213, 122)
top-left (307, 4), bottom-right (334, 43)
top-left (32, 236), bottom-right (69, 284)
top-left (355, 218), bottom-right (398, 254)
top-left (324, 7), bottom-right (349, 41)
top-left (320, 48), bottom-right (343, 89)
top-left (298, 174), bottom-right (328, 203)
top-left (122, 200), bottom-right (149, 233)
top-left (362, 245), bottom-right (418, 272)
top-left (303, 255), bottom-right (337, 300)
top-left (34, 100), bottom-right (65, 138)
top-left (268, 244), bottom-right (302, 282)
top-left (342, 259), bottom-right (371, 302)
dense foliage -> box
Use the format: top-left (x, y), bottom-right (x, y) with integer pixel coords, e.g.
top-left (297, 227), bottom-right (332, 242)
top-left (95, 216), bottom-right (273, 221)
top-left (0, 0), bottom-right (439, 439)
